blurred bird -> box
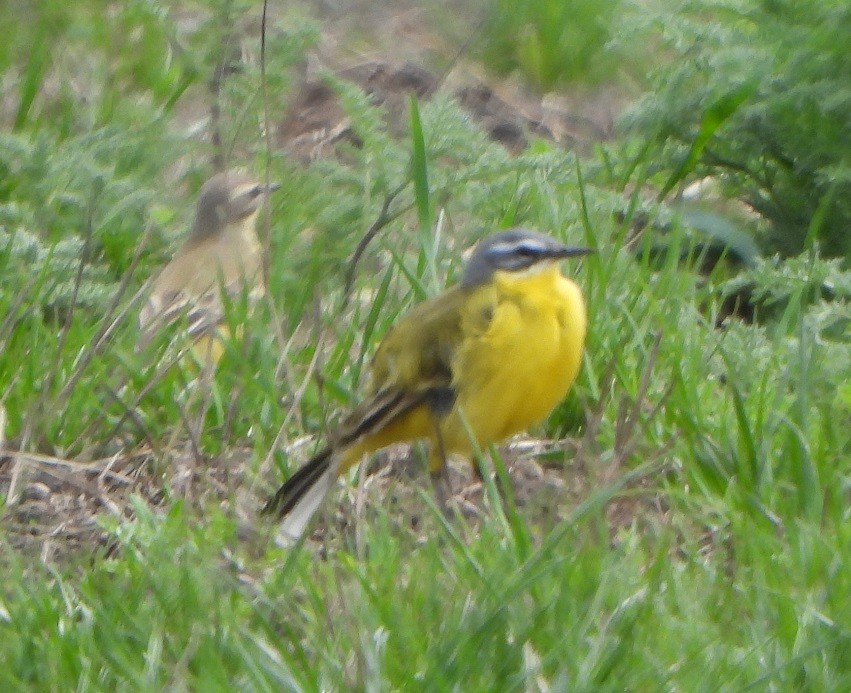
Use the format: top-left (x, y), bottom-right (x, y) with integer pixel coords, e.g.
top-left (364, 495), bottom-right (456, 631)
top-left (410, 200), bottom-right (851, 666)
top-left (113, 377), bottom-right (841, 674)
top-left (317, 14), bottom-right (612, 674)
top-left (139, 169), bottom-right (279, 365)
top-left (263, 228), bottom-right (593, 544)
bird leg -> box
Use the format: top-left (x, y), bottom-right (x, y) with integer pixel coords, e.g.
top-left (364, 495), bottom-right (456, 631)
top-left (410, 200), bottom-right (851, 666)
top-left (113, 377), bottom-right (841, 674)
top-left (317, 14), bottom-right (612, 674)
top-left (428, 422), bottom-right (454, 517)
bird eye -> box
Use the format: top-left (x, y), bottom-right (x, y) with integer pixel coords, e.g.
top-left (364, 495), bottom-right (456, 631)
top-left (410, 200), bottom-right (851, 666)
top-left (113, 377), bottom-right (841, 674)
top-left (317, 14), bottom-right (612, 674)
top-left (516, 244), bottom-right (539, 257)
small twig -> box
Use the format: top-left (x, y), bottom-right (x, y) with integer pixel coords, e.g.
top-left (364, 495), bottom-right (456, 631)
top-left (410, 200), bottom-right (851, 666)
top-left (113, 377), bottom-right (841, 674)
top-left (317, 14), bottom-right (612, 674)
top-left (341, 182), bottom-right (410, 310)
top-left (208, 24), bottom-right (231, 170)
top-left (257, 0), bottom-right (274, 288)
top-left (425, 14), bottom-right (488, 98)
top-left (176, 397), bottom-right (205, 470)
top-left (254, 0), bottom-right (297, 440)
top-left (99, 383), bottom-right (161, 459)
top-left (0, 449), bottom-right (136, 485)
top-left (52, 186), bottom-right (99, 380)
top-left (81, 338), bottom-right (191, 449)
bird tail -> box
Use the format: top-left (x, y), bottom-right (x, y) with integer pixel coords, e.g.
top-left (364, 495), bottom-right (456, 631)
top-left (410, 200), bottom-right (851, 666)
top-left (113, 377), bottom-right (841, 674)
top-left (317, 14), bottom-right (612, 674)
top-left (261, 447), bottom-right (336, 546)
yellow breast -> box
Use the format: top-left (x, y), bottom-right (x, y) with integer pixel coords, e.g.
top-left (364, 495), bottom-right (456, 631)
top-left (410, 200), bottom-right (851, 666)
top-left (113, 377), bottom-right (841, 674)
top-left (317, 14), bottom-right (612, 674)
top-left (446, 264), bottom-right (587, 452)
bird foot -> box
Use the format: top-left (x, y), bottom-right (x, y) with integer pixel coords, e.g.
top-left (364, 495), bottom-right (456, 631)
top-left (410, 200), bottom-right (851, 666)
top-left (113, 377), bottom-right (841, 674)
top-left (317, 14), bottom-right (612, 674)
top-left (430, 467), bottom-right (456, 519)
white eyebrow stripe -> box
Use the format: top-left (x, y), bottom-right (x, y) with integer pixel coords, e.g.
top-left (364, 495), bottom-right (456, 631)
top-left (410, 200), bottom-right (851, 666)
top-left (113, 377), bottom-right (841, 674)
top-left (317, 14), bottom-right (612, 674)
top-left (490, 239), bottom-right (547, 254)
top-left (487, 241), bottom-right (516, 255)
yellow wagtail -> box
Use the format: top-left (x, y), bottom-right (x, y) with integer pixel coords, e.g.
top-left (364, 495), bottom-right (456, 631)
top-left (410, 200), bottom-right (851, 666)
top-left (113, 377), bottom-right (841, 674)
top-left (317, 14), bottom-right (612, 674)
top-left (263, 228), bottom-right (593, 542)
top-left (139, 169), bottom-right (279, 365)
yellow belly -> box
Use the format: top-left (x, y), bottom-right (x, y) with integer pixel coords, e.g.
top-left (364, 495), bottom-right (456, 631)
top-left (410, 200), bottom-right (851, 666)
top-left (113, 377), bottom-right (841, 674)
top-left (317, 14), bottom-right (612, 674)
top-left (442, 267), bottom-right (586, 461)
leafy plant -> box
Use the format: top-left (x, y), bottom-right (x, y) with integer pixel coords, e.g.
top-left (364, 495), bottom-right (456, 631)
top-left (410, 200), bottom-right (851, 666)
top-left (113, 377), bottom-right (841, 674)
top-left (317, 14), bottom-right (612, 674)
top-left (622, 0), bottom-right (851, 261)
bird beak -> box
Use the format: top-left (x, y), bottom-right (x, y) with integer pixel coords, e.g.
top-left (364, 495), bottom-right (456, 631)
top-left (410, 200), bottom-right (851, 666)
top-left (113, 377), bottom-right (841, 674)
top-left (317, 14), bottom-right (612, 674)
top-left (265, 182), bottom-right (282, 193)
top-left (554, 246), bottom-right (595, 259)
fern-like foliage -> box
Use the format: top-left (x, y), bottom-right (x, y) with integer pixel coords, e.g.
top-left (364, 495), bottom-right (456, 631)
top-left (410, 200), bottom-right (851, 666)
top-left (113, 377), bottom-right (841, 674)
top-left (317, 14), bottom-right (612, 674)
top-left (622, 0), bottom-right (851, 261)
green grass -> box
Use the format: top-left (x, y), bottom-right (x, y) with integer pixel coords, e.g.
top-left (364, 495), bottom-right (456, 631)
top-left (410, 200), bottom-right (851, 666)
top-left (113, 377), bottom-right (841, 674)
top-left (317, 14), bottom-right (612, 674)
top-left (1, 0), bottom-right (850, 690)
top-left (478, 0), bottom-right (626, 89)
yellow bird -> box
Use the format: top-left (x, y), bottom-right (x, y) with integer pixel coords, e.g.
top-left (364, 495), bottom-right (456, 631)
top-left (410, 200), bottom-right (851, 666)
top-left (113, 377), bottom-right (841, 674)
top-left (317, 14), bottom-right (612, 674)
top-left (139, 169), bottom-right (279, 365)
top-left (263, 228), bottom-right (593, 543)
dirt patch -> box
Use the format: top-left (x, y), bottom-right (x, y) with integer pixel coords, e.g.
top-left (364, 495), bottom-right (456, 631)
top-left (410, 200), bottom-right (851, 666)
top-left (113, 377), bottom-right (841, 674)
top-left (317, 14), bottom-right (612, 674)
top-left (269, 3), bottom-right (627, 162)
top-left (278, 56), bottom-right (620, 163)
top-left (263, 434), bottom-right (669, 552)
top-left (1, 431), bottom-right (667, 561)
top-left (0, 445), bottom-right (253, 562)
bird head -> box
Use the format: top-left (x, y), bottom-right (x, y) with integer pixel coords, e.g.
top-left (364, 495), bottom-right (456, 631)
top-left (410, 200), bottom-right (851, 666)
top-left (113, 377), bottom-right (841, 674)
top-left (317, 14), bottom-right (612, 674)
top-left (461, 228), bottom-right (594, 288)
top-left (190, 169), bottom-right (280, 240)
